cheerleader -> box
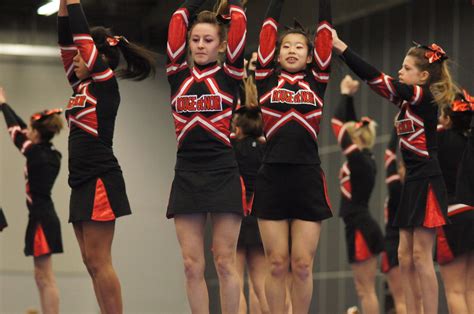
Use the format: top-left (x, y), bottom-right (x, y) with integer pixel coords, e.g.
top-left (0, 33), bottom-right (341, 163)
top-left (0, 207), bottom-right (7, 231)
top-left (381, 127), bottom-right (407, 314)
top-left (232, 106), bottom-right (269, 314)
top-left (58, 0), bottom-right (156, 312)
top-left (436, 90), bottom-right (474, 313)
top-left (331, 75), bottom-right (384, 314)
top-left (252, 0), bottom-right (333, 312)
top-left (0, 87), bottom-right (63, 314)
top-left (166, 0), bottom-right (247, 312)
top-left (332, 31), bottom-right (456, 314)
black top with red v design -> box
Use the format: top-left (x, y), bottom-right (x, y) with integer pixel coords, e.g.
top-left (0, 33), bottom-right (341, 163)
top-left (58, 4), bottom-right (122, 188)
top-left (331, 95), bottom-right (376, 217)
top-left (167, 0), bottom-right (247, 171)
top-left (384, 128), bottom-right (402, 226)
top-left (255, 0), bottom-right (332, 165)
top-left (342, 48), bottom-right (442, 182)
top-left (1, 104), bottom-right (61, 219)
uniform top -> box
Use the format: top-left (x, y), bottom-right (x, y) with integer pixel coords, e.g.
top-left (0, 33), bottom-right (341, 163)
top-left (342, 48), bottom-right (442, 182)
top-left (167, 0), bottom-right (247, 171)
top-left (384, 128), bottom-right (402, 226)
top-left (331, 95), bottom-right (376, 217)
top-left (232, 137), bottom-right (265, 195)
top-left (437, 126), bottom-right (466, 203)
top-left (255, 0), bottom-right (333, 165)
top-left (1, 104), bottom-right (61, 219)
top-left (58, 3), bottom-right (122, 188)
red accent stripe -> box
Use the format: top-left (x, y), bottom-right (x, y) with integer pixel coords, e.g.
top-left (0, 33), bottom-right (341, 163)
top-left (436, 227), bottom-right (454, 265)
top-left (321, 171), bottom-right (332, 211)
top-left (354, 229), bottom-right (372, 262)
top-left (381, 251), bottom-right (390, 273)
top-left (34, 224), bottom-right (51, 257)
top-left (423, 184), bottom-right (446, 228)
top-left (91, 178), bottom-right (116, 221)
top-left (240, 177), bottom-right (248, 216)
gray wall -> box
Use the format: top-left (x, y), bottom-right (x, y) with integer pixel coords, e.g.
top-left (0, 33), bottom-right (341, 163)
top-left (0, 54), bottom-right (189, 313)
top-left (0, 0), bottom-right (472, 313)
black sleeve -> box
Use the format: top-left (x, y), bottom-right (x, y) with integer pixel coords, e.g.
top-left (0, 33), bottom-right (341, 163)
top-left (342, 47), bottom-right (429, 107)
top-left (1, 103), bottom-right (33, 155)
top-left (334, 95), bottom-right (357, 123)
top-left (0, 207), bottom-right (7, 231)
top-left (67, 4), bottom-right (112, 80)
top-left (385, 127), bottom-right (401, 197)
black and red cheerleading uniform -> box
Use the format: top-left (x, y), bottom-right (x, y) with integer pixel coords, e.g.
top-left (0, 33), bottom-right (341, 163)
top-left (0, 207), bottom-right (7, 231)
top-left (331, 95), bottom-right (384, 263)
top-left (341, 48), bottom-right (448, 228)
top-left (381, 128), bottom-right (401, 273)
top-left (166, 0), bottom-right (247, 217)
top-left (436, 119), bottom-right (474, 264)
top-left (232, 135), bottom-right (265, 248)
top-left (456, 111), bottom-right (474, 207)
top-left (58, 4), bottom-right (131, 222)
top-left (1, 104), bottom-right (63, 257)
top-left (252, 0), bottom-right (333, 221)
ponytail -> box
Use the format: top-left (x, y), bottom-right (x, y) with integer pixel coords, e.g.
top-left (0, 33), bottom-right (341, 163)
top-left (407, 45), bottom-right (458, 109)
top-left (90, 26), bottom-right (157, 81)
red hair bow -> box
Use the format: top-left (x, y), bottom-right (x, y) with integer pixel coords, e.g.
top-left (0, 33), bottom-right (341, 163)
top-left (452, 89), bottom-right (474, 112)
top-left (106, 36), bottom-right (129, 47)
top-left (425, 43), bottom-right (447, 64)
top-left (31, 108), bottom-right (63, 122)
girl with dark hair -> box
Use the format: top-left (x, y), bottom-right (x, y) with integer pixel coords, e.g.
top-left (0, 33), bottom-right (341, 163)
top-left (332, 31), bottom-right (456, 313)
top-left (57, 0), bottom-right (156, 312)
top-left (436, 90), bottom-right (474, 313)
top-left (232, 105), bottom-right (269, 314)
top-left (0, 86), bottom-right (63, 314)
top-left (252, 0), bottom-right (333, 312)
top-left (331, 75), bottom-right (384, 314)
top-left (166, 0), bottom-right (247, 312)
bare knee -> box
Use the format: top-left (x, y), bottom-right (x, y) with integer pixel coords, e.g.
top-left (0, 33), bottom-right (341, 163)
top-left (291, 256), bottom-right (312, 282)
top-left (183, 256), bottom-right (205, 282)
top-left (267, 254), bottom-right (289, 279)
top-left (34, 266), bottom-right (53, 289)
top-left (398, 246), bottom-right (413, 268)
top-left (83, 253), bottom-right (110, 278)
top-left (412, 247), bottom-right (431, 271)
top-left (213, 252), bottom-right (236, 280)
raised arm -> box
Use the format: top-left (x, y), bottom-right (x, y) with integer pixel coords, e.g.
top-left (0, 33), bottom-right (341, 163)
top-left (166, 0), bottom-right (206, 77)
top-left (332, 30), bottom-right (428, 107)
top-left (255, 0), bottom-right (284, 81)
top-left (66, 0), bottom-right (113, 82)
top-left (311, 0), bottom-right (333, 87)
top-left (58, 0), bottom-right (80, 89)
top-left (0, 89), bottom-right (33, 155)
top-left (331, 75), bottom-right (359, 155)
top-left (223, 0), bottom-right (247, 80)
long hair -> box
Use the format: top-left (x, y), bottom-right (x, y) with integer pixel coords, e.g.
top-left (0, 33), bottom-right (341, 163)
top-left (406, 46), bottom-right (457, 109)
top-left (243, 75), bottom-right (258, 107)
top-left (90, 27), bottom-right (157, 81)
top-left (30, 112), bottom-right (63, 142)
top-left (343, 120), bottom-right (378, 149)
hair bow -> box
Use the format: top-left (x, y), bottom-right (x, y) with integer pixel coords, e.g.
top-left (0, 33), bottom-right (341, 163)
top-left (31, 109), bottom-right (63, 122)
top-left (106, 36), bottom-right (129, 47)
top-left (355, 116), bottom-right (372, 129)
top-left (412, 41), bottom-right (448, 64)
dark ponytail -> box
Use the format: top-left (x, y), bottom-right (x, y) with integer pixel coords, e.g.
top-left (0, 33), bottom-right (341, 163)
top-left (90, 26), bottom-right (157, 81)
